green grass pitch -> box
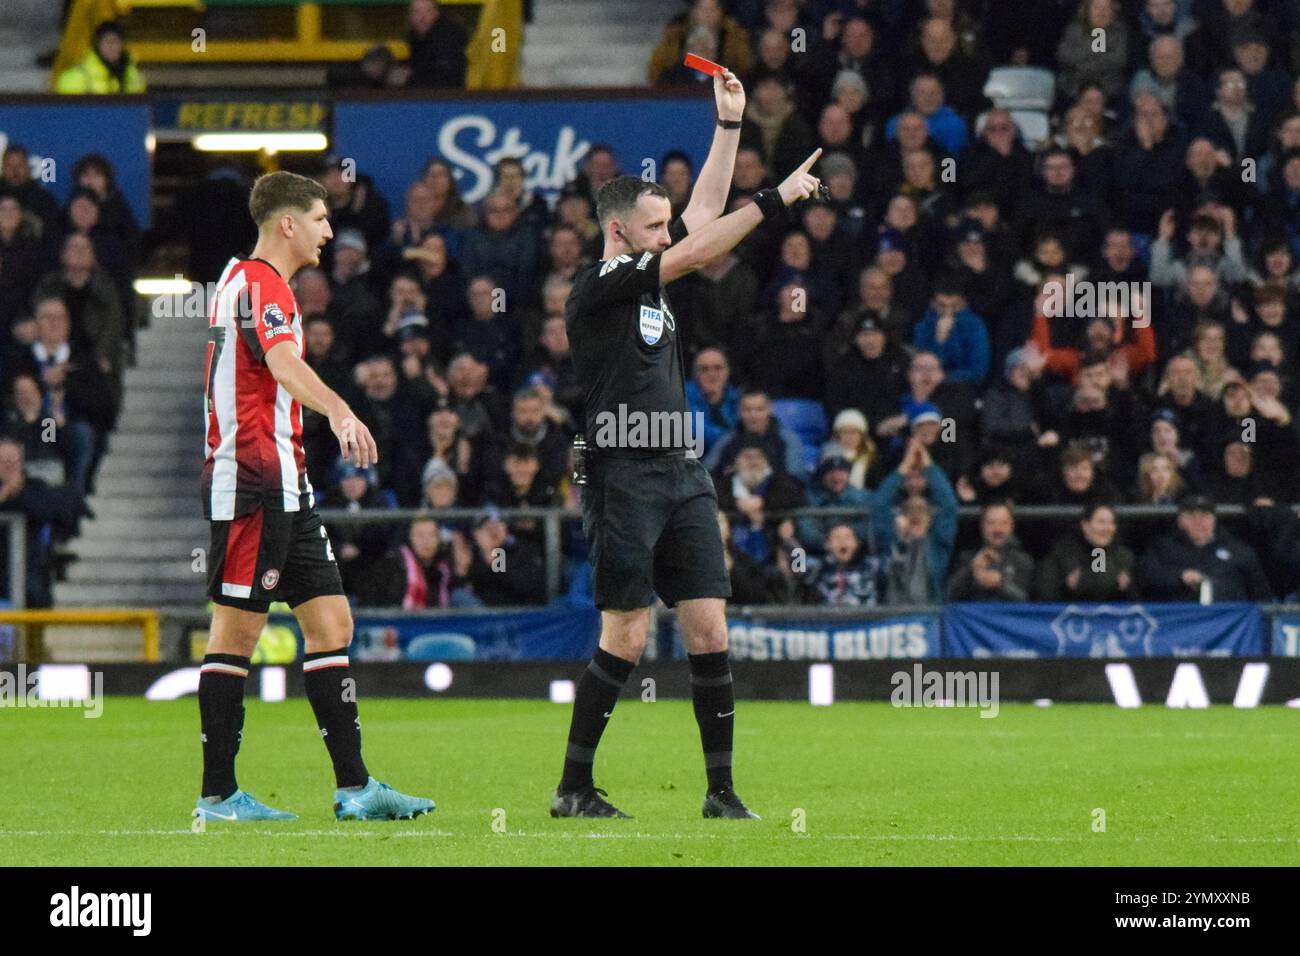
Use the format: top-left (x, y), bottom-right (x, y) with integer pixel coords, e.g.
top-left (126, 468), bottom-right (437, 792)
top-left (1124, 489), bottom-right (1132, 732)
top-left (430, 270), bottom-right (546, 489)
top-left (2, 698), bottom-right (1296, 865)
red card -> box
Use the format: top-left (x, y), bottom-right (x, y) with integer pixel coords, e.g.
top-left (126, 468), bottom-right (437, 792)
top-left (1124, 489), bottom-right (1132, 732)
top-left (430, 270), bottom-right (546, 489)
top-left (684, 54), bottom-right (726, 76)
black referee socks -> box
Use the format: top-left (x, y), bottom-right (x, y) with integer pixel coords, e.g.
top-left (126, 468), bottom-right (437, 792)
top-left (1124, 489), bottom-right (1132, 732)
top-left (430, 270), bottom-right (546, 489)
top-left (689, 651), bottom-right (735, 793)
top-left (198, 653), bottom-right (250, 800)
top-left (559, 647), bottom-right (635, 793)
top-left (303, 649), bottom-right (370, 789)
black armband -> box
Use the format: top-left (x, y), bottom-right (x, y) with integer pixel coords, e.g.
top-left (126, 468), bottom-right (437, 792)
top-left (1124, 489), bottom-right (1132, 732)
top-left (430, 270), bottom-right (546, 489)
top-left (751, 188), bottom-right (785, 221)
top-left (717, 118), bottom-right (742, 130)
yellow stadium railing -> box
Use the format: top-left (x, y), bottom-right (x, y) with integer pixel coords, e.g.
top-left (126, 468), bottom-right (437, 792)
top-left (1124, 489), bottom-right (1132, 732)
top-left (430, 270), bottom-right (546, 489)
top-left (1, 609), bottom-right (161, 663)
top-left (54, 0), bottom-right (520, 88)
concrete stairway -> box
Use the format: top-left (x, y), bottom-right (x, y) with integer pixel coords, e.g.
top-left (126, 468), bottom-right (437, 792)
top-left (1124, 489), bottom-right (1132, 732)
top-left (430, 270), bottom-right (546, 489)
top-left (521, 0), bottom-right (668, 87)
top-left (57, 308), bottom-right (210, 608)
top-left (0, 0), bottom-right (60, 93)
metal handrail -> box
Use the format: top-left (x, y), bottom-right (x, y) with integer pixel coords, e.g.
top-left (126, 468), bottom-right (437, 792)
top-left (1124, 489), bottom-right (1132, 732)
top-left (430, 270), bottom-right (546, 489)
top-left (0, 514), bottom-right (27, 610)
top-left (314, 501), bottom-right (1296, 602)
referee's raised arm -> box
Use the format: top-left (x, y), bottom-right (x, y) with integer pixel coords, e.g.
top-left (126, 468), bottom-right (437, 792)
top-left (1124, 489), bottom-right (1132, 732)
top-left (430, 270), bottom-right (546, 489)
top-left (659, 147), bottom-right (824, 285)
top-left (679, 69), bottom-right (746, 231)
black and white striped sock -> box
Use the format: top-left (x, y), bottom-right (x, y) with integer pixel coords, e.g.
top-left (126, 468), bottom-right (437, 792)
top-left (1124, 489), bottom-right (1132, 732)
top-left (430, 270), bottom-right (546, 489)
top-left (303, 649), bottom-right (369, 789)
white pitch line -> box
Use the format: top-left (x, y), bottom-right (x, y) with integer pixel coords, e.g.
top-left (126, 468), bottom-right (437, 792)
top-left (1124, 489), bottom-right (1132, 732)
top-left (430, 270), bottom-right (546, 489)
top-left (0, 830), bottom-right (1294, 845)
top-left (0, 829), bottom-right (456, 838)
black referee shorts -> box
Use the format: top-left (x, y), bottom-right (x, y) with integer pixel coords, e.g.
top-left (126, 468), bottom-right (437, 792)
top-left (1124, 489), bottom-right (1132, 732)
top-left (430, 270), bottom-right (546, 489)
top-left (581, 454), bottom-right (732, 611)
top-left (207, 493), bottom-right (345, 613)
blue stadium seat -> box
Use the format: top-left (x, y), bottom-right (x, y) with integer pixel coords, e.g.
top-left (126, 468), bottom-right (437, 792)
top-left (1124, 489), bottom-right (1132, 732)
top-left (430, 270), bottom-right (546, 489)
top-left (770, 398), bottom-right (827, 473)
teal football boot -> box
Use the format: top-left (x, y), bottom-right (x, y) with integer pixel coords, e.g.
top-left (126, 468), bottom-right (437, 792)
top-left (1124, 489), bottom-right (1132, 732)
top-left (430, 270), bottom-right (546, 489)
top-left (334, 777), bottom-right (436, 821)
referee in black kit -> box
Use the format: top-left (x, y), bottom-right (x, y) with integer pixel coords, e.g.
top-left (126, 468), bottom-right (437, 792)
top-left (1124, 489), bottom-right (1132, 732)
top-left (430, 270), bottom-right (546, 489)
top-left (551, 66), bottom-right (824, 819)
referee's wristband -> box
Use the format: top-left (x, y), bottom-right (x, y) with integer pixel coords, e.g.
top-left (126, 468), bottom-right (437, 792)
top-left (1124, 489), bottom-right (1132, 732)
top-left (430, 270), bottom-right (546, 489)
top-left (751, 187), bottom-right (785, 221)
top-left (717, 118), bottom-right (742, 130)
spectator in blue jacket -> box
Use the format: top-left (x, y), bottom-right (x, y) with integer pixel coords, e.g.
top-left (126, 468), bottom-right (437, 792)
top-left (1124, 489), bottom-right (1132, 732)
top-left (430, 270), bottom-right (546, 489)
top-left (885, 76), bottom-right (969, 155)
top-left (911, 278), bottom-right (991, 386)
top-left (685, 346), bottom-right (740, 456)
top-left (871, 436), bottom-right (958, 604)
top-left (795, 452), bottom-right (872, 556)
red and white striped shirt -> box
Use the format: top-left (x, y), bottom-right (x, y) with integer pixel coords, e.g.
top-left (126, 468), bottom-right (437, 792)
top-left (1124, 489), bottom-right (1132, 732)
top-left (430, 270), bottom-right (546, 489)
top-left (201, 257), bottom-right (313, 520)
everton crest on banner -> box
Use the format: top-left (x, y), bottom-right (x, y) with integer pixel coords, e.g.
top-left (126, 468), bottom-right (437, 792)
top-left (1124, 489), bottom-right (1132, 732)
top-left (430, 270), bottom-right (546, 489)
top-left (943, 603), bottom-right (1265, 658)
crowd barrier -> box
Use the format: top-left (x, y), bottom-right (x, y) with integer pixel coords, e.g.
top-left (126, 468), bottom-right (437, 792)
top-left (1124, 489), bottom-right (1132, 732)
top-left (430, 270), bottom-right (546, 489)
top-left (151, 598), bottom-right (1300, 663)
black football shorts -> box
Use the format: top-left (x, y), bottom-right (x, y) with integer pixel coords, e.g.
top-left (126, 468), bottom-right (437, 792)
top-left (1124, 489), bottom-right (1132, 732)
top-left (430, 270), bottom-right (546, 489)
top-left (581, 454), bottom-right (732, 611)
top-left (207, 493), bottom-right (345, 613)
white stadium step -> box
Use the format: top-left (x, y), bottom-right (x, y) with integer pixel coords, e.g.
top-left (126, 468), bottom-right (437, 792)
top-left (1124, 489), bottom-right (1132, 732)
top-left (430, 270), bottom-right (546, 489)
top-left (66, 560), bottom-right (211, 585)
top-left (120, 392), bottom-right (205, 415)
top-left (102, 435), bottom-right (203, 457)
top-left (83, 496), bottom-right (201, 519)
top-left (96, 456), bottom-right (201, 477)
top-left (55, 582), bottom-right (206, 606)
top-left (524, 23), bottom-right (651, 46)
top-left (523, 0), bottom-right (665, 89)
top-left (527, 0), bottom-right (620, 24)
top-left (74, 536), bottom-right (204, 560)
top-left (78, 516), bottom-right (207, 539)
top-left (521, 43), bottom-right (655, 71)
top-left (121, 369), bottom-right (205, 389)
top-left (88, 474), bottom-right (191, 497)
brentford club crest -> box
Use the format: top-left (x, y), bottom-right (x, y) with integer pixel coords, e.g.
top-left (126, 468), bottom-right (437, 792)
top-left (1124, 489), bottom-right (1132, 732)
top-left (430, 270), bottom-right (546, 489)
top-left (261, 569), bottom-right (280, 590)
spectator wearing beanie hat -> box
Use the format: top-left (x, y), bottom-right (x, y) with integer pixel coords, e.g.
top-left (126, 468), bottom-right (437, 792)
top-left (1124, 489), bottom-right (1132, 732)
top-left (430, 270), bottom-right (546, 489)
top-left (818, 407), bottom-right (880, 490)
top-left (321, 457), bottom-right (396, 595)
top-left (1137, 493), bottom-right (1272, 602)
top-left (955, 446), bottom-right (1026, 505)
top-left (793, 450), bottom-right (873, 555)
top-left (824, 310), bottom-right (908, 429)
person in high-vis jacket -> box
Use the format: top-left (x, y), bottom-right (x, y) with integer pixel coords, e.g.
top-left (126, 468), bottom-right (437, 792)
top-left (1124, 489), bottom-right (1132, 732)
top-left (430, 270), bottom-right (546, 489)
top-left (55, 21), bottom-right (146, 95)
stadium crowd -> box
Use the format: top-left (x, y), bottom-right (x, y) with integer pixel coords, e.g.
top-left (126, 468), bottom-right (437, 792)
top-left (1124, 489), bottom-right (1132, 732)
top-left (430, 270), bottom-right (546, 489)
top-left (303, 0), bottom-right (1300, 609)
top-left (12, 0), bottom-right (1300, 609)
top-left (292, 0), bottom-right (1300, 609)
top-left (0, 145), bottom-right (136, 606)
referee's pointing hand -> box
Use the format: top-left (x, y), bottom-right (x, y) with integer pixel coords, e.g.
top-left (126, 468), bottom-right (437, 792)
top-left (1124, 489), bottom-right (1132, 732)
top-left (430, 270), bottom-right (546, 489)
top-left (776, 148), bottom-right (823, 206)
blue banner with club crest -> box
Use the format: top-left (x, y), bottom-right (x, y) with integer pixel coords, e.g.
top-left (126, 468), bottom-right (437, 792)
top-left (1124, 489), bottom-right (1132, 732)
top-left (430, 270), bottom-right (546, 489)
top-left (943, 603), bottom-right (1265, 657)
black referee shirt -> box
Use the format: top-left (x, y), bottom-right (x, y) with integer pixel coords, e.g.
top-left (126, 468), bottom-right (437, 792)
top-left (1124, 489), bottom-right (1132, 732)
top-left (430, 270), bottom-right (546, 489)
top-left (566, 217), bottom-right (691, 457)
